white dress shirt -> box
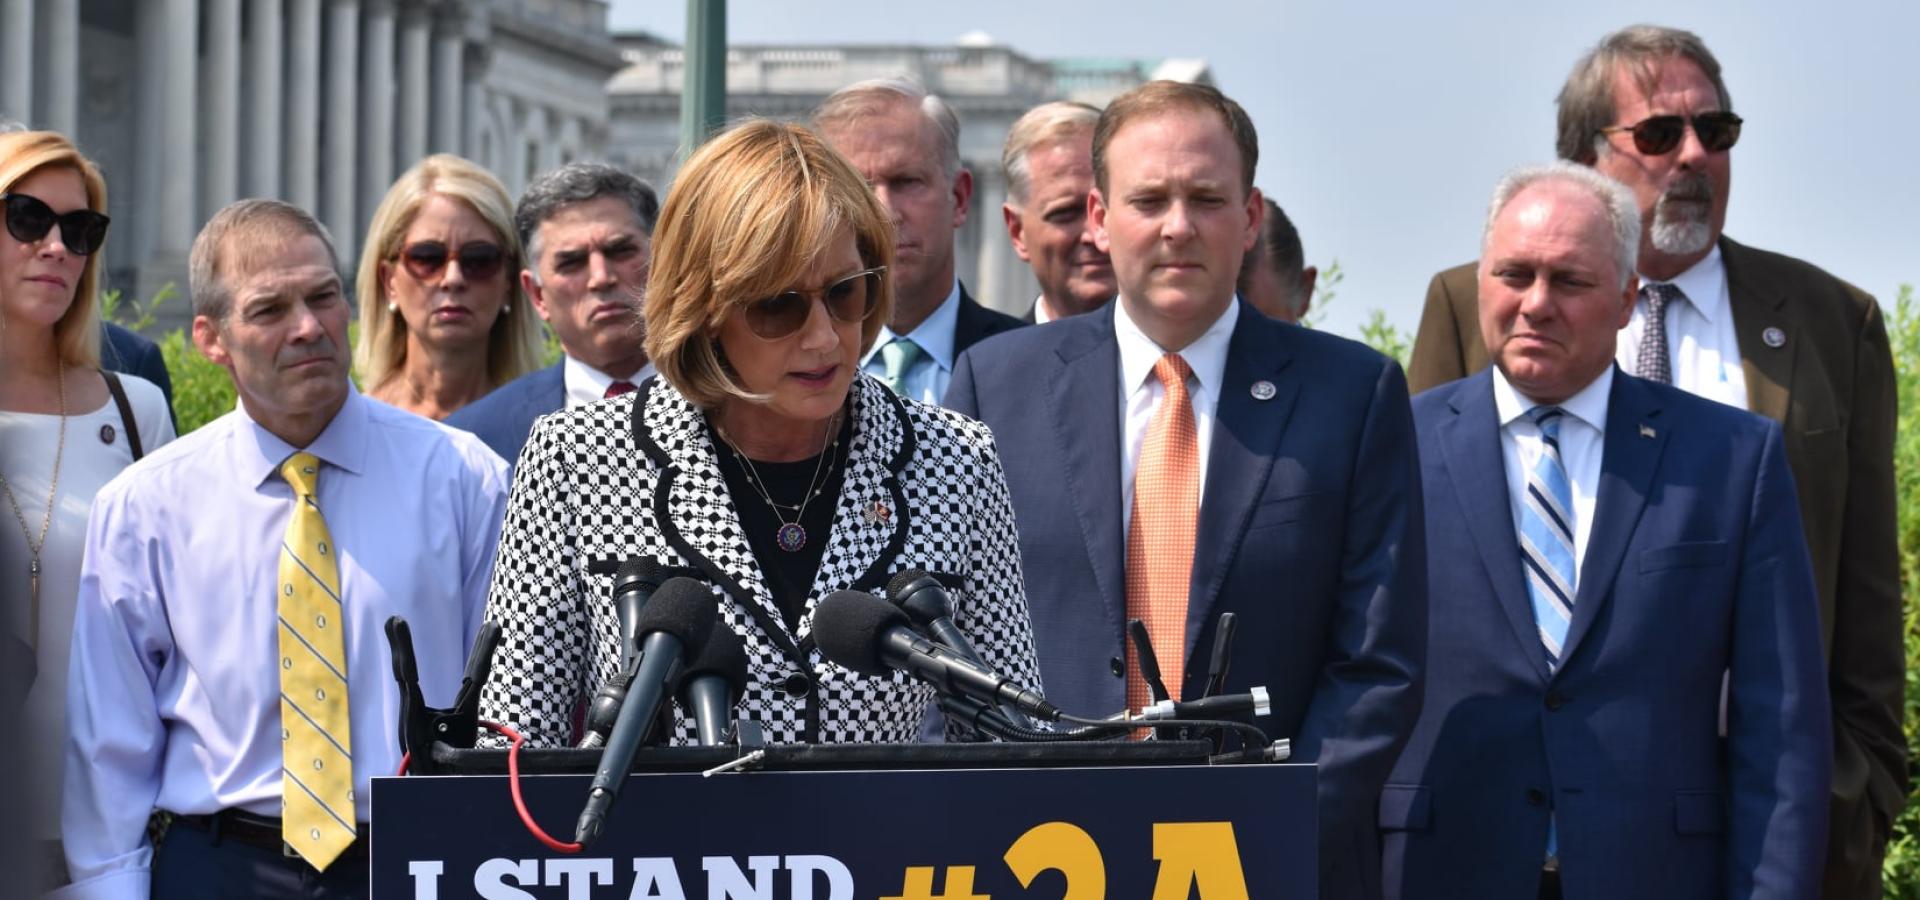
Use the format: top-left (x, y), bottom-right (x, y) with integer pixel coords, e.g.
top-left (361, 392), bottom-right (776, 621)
top-left (1033, 293), bottom-right (1058, 324)
top-left (1116, 296), bottom-right (1239, 533)
top-left (861, 280), bottom-right (961, 405)
top-left (58, 388), bottom-right (509, 899)
top-left (1492, 366), bottom-right (1611, 584)
top-left (562, 354), bottom-right (657, 409)
top-left (1616, 244), bottom-right (1748, 409)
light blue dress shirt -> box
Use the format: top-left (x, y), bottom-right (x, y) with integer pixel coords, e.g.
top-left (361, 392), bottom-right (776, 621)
top-left (861, 280), bottom-right (961, 405)
top-left (57, 389), bottom-right (510, 899)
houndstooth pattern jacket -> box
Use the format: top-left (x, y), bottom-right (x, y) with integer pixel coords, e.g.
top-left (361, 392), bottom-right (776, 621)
top-left (477, 373), bottom-right (1043, 747)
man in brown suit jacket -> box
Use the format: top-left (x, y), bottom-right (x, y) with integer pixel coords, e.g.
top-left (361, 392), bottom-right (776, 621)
top-left (1407, 26), bottom-right (1903, 899)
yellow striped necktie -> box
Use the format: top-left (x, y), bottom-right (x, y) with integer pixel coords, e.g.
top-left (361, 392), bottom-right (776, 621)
top-left (277, 451), bottom-right (357, 870)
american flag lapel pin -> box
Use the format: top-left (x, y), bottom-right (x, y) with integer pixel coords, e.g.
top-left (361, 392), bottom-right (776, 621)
top-left (1639, 423), bottom-right (1656, 439)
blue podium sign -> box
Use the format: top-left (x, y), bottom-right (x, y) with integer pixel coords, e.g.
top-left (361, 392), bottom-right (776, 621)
top-left (372, 763), bottom-right (1315, 898)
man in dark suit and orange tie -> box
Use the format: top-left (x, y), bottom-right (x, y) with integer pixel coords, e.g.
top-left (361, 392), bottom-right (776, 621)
top-left (949, 80), bottom-right (1425, 900)
top-left (1383, 162), bottom-right (1830, 900)
top-left (1403, 27), bottom-right (1901, 897)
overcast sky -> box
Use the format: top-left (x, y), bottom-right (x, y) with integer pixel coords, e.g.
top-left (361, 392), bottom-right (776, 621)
top-left (607, 0), bottom-right (1919, 341)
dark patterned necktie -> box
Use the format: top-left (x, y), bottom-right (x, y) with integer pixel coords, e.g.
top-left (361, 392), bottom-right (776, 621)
top-left (1635, 283), bottom-right (1683, 384)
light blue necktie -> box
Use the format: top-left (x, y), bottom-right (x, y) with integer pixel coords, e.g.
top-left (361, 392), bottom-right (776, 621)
top-left (879, 337), bottom-right (926, 396)
top-left (1519, 406), bottom-right (1577, 668)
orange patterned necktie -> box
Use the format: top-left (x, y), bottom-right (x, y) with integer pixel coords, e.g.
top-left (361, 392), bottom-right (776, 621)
top-left (1125, 353), bottom-right (1199, 716)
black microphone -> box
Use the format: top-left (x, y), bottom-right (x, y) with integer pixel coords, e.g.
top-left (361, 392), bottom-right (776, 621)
top-left (1135, 686), bottom-right (1272, 722)
top-left (674, 625), bottom-right (748, 747)
top-left (885, 569), bottom-right (1033, 729)
top-left (814, 590), bottom-right (1058, 722)
top-left (578, 559), bottom-right (666, 749)
top-left (576, 577), bottom-right (717, 846)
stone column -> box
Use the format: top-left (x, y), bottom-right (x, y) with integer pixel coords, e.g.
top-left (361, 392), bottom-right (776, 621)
top-left (396, 2), bottom-right (431, 169)
top-left (286, 0), bottom-right (322, 211)
top-left (154, 0), bottom-right (198, 260)
top-left (43, 0), bottom-right (80, 135)
top-left (324, 0), bottom-right (361, 262)
top-left (203, 0), bottom-right (242, 217)
top-left (430, 10), bottom-right (463, 154)
top-left (360, 0), bottom-right (395, 218)
top-left (1, 0), bottom-right (33, 123)
top-left (246, 0), bottom-right (285, 198)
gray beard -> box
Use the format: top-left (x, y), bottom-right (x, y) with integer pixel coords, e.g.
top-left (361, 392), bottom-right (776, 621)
top-left (1650, 178), bottom-right (1715, 256)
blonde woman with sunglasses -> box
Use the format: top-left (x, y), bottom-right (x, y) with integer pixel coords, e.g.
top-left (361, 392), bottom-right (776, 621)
top-left (476, 119), bottom-right (1044, 748)
top-left (355, 154), bottom-right (541, 420)
top-left (0, 129), bottom-right (174, 890)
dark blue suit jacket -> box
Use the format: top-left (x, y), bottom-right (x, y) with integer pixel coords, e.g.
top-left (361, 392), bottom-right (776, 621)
top-left (100, 322), bottom-right (175, 428)
top-left (949, 301), bottom-right (1426, 900)
top-left (445, 362), bottom-right (565, 466)
top-left (1381, 368), bottom-right (1831, 899)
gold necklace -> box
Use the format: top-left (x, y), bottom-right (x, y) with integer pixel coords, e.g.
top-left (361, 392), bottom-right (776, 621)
top-left (1, 365), bottom-right (68, 647)
top-left (715, 412), bottom-right (841, 553)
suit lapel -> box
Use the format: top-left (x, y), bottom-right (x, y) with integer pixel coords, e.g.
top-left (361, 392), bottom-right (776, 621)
top-left (1437, 371), bottom-right (1549, 682)
top-left (1560, 373), bottom-right (1669, 664)
top-left (1046, 307), bottom-right (1128, 636)
top-left (1187, 310), bottom-right (1296, 650)
top-left (798, 377), bottom-right (908, 635)
top-left (1723, 237), bottom-right (1797, 425)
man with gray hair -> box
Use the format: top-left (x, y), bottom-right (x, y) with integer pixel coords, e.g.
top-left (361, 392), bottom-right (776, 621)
top-left (999, 100), bottom-right (1114, 323)
top-left (1404, 27), bottom-right (1901, 896)
top-left (59, 199), bottom-right (508, 899)
top-left (1237, 196), bottom-right (1317, 323)
top-left (1385, 163), bottom-right (1830, 899)
top-left (813, 77), bottom-right (1022, 405)
top-left (448, 162), bottom-right (661, 464)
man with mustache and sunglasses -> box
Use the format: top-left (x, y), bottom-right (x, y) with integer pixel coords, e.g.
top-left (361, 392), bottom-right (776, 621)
top-left (1405, 24), bottom-right (1902, 899)
top-left (59, 199), bottom-right (509, 900)
top-left (448, 163), bottom-right (661, 466)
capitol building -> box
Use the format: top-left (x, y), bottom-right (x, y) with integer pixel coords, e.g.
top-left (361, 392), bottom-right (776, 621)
top-left (0, 0), bottom-right (1207, 324)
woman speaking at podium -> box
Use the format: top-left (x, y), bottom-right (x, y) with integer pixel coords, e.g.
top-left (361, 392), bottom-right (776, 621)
top-left (477, 119), bottom-right (1043, 746)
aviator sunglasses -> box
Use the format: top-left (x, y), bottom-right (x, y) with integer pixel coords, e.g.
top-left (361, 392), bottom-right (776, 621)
top-left (396, 240), bottom-right (506, 281)
top-left (743, 266), bottom-right (886, 340)
top-left (1, 192), bottom-right (111, 256)
top-left (1598, 111), bottom-right (1744, 156)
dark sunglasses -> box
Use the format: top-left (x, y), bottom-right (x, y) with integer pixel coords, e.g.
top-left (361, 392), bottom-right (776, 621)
top-left (397, 240), bottom-right (506, 281)
top-left (1, 192), bottom-right (110, 256)
top-left (1598, 111), bottom-right (1744, 156)
top-left (743, 267), bottom-right (885, 341)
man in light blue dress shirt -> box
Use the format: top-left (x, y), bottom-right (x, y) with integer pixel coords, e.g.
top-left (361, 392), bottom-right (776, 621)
top-left (56, 200), bottom-right (509, 900)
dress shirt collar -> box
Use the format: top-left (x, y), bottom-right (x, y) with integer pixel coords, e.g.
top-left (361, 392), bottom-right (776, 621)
top-left (1033, 293), bottom-right (1056, 324)
top-left (862, 279), bottom-right (961, 373)
top-left (1114, 293), bottom-right (1239, 399)
top-left (563, 354), bottom-right (656, 407)
top-left (1644, 242), bottom-right (1727, 324)
top-left (235, 385), bottom-right (371, 488)
top-left (1492, 363), bottom-right (1613, 434)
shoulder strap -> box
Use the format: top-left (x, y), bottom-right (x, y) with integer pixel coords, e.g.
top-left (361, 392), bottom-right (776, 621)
top-left (101, 370), bottom-right (145, 460)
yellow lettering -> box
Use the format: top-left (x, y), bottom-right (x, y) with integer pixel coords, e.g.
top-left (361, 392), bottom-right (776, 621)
top-left (1150, 822), bottom-right (1249, 900)
top-left (1004, 821), bottom-right (1105, 900)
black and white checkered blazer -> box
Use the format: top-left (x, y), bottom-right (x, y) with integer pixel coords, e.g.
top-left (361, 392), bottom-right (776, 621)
top-left (477, 373), bottom-right (1043, 746)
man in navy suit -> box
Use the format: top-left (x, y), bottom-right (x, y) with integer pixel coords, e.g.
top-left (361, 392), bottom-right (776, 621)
top-left (447, 163), bottom-right (658, 464)
top-left (949, 80), bottom-right (1425, 900)
top-left (1380, 163), bottom-right (1830, 899)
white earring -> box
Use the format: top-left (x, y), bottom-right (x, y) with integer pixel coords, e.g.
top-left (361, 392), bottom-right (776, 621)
top-left (503, 303), bottom-right (512, 314)
top-left (387, 301), bottom-right (397, 314)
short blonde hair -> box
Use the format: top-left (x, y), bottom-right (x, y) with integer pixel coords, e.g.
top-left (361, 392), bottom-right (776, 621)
top-left (0, 130), bottom-right (108, 369)
top-left (644, 119), bottom-right (895, 408)
top-left (1003, 101), bottom-right (1100, 205)
top-left (353, 153), bottom-right (540, 392)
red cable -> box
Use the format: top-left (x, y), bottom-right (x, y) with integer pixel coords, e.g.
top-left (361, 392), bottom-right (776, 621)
top-left (482, 720), bottom-right (583, 853)
top-left (396, 751), bottom-right (410, 776)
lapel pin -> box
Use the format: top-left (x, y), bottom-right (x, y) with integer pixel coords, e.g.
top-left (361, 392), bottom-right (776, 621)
top-left (865, 501), bottom-right (892, 525)
top-left (1639, 423), bottom-right (1657, 439)
top-left (1250, 380), bottom-right (1277, 401)
top-left (1762, 326), bottom-right (1786, 348)
top-left (99, 423), bottom-right (116, 445)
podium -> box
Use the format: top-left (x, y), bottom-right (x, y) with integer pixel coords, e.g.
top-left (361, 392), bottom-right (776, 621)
top-left (370, 742), bottom-right (1317, 898)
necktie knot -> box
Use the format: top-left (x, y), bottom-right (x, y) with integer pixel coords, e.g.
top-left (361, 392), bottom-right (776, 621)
top-left (1152, 353), bottom-right (1193, 396)
top-left (280, 451), bottom-right (321, 497)
top-left (880, 338), bottom-right (926, 394)
top-left (1635, 284), bottom-right (1682, 384)
top-left (1527, 406), bottom-right (1565, 442)
top-left (603, 380), bottom-right (637, 399)
top-left (1641, 282), bottom-right (1683, 319)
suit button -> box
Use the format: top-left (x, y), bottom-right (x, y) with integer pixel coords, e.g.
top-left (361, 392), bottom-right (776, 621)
top-left (1109, 657), bottom-right (1125, 678)
top-left (1545, 691), bottom-right (1568, 711)
top-left (780, 673), bottom-right (812, 697)
top-left (1526, 788), bottom-right (1546, 807)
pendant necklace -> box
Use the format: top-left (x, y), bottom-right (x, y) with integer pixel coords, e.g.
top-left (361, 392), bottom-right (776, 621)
top-left (718, 412), bottom-right (841, 553)
top-left (1, 366), bottom-right (68, 647)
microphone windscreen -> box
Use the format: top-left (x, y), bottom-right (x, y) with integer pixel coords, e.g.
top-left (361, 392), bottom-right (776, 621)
top-left (635, 577), bottom-right (719, 650)
top-left (814, 590), bottom-right (911, 677)
top-left (613, 557), bottom-right (664, 596)
top-left (884, 568), bottom-right (936, 603)
top-left (676, 625), bottom-right (750, 702)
